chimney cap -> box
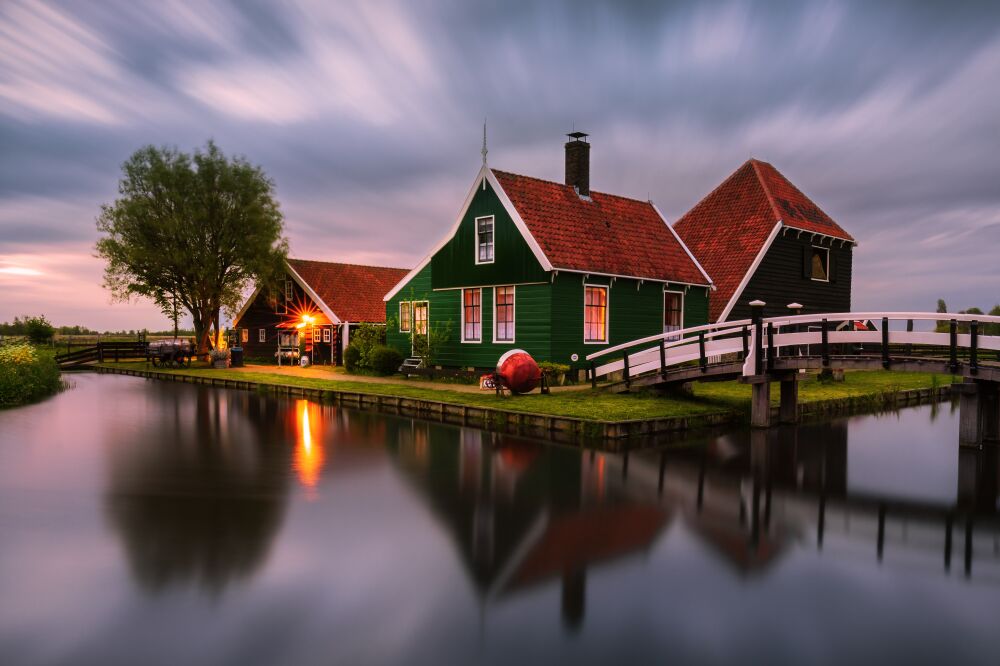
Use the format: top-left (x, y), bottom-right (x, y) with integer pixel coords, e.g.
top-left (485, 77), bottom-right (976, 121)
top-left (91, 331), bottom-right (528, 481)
top-left (566, 131), bottom-right (589, 141)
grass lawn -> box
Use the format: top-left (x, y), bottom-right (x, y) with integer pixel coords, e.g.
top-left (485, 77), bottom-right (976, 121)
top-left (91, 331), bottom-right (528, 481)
top-left (96, 361), bottom-right (955, 424)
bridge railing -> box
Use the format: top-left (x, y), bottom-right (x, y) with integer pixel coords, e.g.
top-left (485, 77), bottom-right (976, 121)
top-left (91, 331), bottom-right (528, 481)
top-left (586, 311), bottom-right (1000, 385)
top-left (584, 319), bottom-right (752, 387)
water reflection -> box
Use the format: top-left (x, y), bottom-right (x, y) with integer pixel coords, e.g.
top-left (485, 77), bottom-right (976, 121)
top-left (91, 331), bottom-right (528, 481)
top-left (293, 399), bottom-right (326, 496)
top-left (103, 383), bottom-right (292, 595)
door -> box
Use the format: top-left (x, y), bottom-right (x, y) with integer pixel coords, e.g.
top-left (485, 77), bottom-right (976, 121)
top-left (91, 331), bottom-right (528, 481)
top-left (664, 291), bottom-right (683, 340)
top-left (412, 301), bottom-right (429, 356)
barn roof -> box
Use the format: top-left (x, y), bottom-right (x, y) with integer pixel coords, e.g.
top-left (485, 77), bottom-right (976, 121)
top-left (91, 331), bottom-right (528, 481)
top-left (492, 169), bottom-right (712, 286)
top-left (287, 259), bottom-right (409, 323)
top-left (672, 159), bottom-right (853, 322)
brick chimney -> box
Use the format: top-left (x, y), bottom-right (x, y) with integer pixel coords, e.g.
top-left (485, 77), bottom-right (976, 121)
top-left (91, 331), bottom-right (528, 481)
top-left (565, 131), bottom-right (590, 197)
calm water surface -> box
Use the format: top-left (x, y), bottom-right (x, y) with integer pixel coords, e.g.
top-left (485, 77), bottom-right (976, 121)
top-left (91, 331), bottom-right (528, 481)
top-left (1, 374), bottom-right (999, 665)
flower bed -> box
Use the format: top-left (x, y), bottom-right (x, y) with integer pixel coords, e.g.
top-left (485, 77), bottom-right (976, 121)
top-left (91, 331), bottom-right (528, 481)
top-left (0, 343), bottom-right (62, 408)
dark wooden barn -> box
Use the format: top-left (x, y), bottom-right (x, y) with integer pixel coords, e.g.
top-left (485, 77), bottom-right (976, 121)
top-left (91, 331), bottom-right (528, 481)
top-left (233, 259), bottom-right (408, 365)
top-left (673, 159), bottom-right (855, 322)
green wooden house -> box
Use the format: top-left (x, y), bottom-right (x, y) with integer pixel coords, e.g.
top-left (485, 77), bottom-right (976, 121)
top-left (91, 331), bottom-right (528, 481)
top-left (383, 133), bottom-right (713, 372)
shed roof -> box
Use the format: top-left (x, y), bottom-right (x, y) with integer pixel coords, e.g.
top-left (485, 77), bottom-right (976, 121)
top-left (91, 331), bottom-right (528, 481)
top-left (287, 259), bottom-right (409, 323)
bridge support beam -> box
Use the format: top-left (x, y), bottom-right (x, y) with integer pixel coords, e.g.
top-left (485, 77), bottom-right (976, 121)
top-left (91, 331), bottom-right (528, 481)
top-left (751, 380), bottom-right (771, 428)
top-left (779, 375), bottom-right (800, 425)
top-left (958, 380), bottom-right (1000, 446)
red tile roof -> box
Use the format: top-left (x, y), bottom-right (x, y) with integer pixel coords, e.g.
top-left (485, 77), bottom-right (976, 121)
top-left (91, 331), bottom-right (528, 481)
top-left (287, 259), bottom-right (409, 323)
top-left (673, 159), bottom-right (853, 321)
top-left (492, 169), bottom-right (710, 285)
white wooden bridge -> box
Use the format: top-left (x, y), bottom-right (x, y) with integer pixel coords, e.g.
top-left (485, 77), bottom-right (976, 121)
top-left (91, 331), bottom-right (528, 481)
top-left (585, 304), bottom-right (1000, 442)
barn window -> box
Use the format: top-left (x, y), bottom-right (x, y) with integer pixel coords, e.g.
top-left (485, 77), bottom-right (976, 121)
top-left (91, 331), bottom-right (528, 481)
top-left (664, 291), bottom-right (684, 340)
top-left (240, 329), bottom-right (248, 343)
top-left (258, 328), bottom-right (266, 343)
top-left (413, 302), bottom-right (429, 336)
top-left (584, 285), bottom-right (608, 343)
top-left (476, 216), bottom-right (494, 264)
top-left (462, 288), bottom-right (482, 342)
top-left (323, 328), bottom-right (331, 343)
top-left (399, 302), bottom-right (412, 332)
top-left (313, 327), bottom-right (320, 343)
top-left (494, 286), bottom-right (515, 342)
top-left (811, 246), bottom-right (830, 282)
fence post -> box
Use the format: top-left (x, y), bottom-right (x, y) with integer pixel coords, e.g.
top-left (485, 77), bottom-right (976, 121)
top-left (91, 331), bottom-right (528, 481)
top-left (698, 331), bottom-right (707, 372)
top-left (821, 319), bottom-right (829, 368)
top-left (659, 339), bottom-right (667, 379)
top-left (742, 325), bottom-right (749, 358)
top-left (750, 300), bottom-right (765, 376)
top-left (622, 351), bottom-right (630, 388)
top-left (98, 343), bottom-right (104, 364)
top-left (906, 319), bottom-right (914, 356)
top-left (766, 322), bottom-right (775, 372)
top-left (950, 319), bottom-right (958, 372)
top-left (881, 316), bottom-right (890, 369)
top-left (970, 321), bottom-right (979, 375)
top-left (590, 361), bottom-right (597, 389)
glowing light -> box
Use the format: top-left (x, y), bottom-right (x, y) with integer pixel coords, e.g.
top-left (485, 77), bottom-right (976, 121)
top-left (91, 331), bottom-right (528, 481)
top-left (294, 399), bottom-right (325, 497)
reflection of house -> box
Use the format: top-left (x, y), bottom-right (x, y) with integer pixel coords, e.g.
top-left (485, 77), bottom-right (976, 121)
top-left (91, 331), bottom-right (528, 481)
top-left (383, 132), bottom-right (712, 372)
top-left (234, 259), bottom-right (408, 364)
top-left (673, 160), bottom-right (855, 322)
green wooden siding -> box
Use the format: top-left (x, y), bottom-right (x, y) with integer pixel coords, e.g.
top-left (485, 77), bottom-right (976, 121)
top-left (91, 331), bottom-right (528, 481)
top-left (430, 178), bottom-right (548, 290)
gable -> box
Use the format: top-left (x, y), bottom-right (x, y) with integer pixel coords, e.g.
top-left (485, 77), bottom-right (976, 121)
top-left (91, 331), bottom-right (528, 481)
top-left (430, 177), bottom-right (549, 289)
top-left (286, 259), bottom-right (409, 323)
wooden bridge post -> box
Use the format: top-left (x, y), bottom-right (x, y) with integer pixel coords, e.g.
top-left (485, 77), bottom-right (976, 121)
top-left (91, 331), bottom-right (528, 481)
top-left (779, 375), bottom-right (799, 424)
top-left (751, 380), bottom-right (771, 428)
top-left (750, 300), bottom-right (765, 376)
top-left (958, 380), bottom-right (1000, 446)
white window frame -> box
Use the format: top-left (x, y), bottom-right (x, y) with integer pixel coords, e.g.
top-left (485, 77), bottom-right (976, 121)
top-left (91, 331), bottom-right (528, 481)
top-left (241, 329), bottom-right (248, 343)
top-left (258, 328), bottom-right (266, 343)
top-left (461, 288), bottom-right (483, 343)
top-left (399, 301), bottom-right (412, 333)
top-left (493, 285), bottom-right (515, 343)
top-left (475, 215), bottom-right (495, 265)
top-left (279, 279), bottom-right (292, 314)
top-left (583, 284), bottom-right (609, 344)
top-left (664, 289), bottom-right (684, 341)
top-left (810, 245), bottom-right (830, 283)
top-left (323, 327), bottom-right (331, 344)
top-left (312, 327), bottom-right (321, 343)
top-left (413, 301), bottom-right (429, 337)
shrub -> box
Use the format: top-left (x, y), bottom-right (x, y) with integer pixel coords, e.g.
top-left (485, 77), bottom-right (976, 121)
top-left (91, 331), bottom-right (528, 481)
top-left (370, 345), bottom-right (403, 376)
top-left (0, 343), bottom-right (61, 408)
top-left (24, 316), bottom-right (55, 344)
top-left (344, 344), bottom-right (362, 373)
top-left (539, 361), bottom-right (572, 385)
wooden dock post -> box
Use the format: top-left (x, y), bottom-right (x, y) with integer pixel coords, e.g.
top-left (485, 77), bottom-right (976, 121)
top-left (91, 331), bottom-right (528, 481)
top-left (751, 379), bottom-right (771, 428)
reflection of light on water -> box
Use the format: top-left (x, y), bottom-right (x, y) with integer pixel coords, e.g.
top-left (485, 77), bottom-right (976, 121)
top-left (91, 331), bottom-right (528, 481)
top-left (295, 400), bottom-right (325, 498)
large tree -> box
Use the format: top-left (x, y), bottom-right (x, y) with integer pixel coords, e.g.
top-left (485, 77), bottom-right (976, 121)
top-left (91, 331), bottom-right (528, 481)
top-left (97, 141), bottom-right (288, 353)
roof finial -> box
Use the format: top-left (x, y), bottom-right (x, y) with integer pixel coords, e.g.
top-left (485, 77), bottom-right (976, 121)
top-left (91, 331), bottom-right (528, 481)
top-left (481, 118), bottom-right (488, 166)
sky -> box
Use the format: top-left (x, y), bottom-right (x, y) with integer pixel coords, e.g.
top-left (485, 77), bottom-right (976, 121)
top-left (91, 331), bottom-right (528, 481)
top-left (1, 0), bottom-right (998, 330)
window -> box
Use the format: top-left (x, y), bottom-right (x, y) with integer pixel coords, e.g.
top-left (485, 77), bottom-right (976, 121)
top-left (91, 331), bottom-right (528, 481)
top-left (285, 279), bottom-right (294, 301)
top-left (241, 329), bottom-right (248, 343)
top-left (278, 279), bottom-right (292, 314)
top-left (584, 285), bottom-right (608, 343)
top-left (462, 288), bottom-right (482, 342)
top-left (313, 327), bottom-right (321, 343)
top-left (494, 286), bottom-right (515, 342)
top-left (810, 246), bottom-right (830, 281)
top-left (413, 302), bottom-right (429, 336)
top-left (258, 328), bottom-right (266, 343)
top-left (399, 301), bottom-right (412, 332)
top-left (476, 216), bottom-right (494, 264)
top-left (664, 291), bottom-right (683, 340)
top-left (323, 328), bottom-right (331, 343)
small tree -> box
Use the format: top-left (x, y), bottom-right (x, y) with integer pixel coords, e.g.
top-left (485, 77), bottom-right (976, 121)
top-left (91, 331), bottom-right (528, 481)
top-left (24, 315), bottom-right (55, 344)
top-left (96, 141), bottom-right (288, 354)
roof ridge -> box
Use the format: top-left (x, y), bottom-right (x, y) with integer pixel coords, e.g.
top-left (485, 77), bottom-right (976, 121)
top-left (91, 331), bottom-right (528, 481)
top-left (490, 167), bottom-right (656, 208)
top-left (749, 159), bottom-right (784, 224)
top-left (288, 257), bottom-right (408, 272)
top-left (673, 159), bottom-right (770, 228)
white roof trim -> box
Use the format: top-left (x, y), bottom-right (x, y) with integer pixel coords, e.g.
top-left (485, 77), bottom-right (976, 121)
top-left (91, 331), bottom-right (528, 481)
top-left (383, 164), bottom-right (555, 301)
top-left (232, 284), bottom-right (262, 328)
top-left (650, 201), bottom-right (715, 288)
top-left (552, 267), bottom-right (709, 288)
top-left (782, 223), bottom-right (857, 246)
top-left (717, 221), bottom-right (783, 323)
top-left (286, 261), bottom-right (341, 324)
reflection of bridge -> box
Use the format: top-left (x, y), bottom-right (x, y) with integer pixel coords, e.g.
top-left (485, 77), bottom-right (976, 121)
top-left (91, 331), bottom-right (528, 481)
top-left (587, 308), bottom-right (1000, 441)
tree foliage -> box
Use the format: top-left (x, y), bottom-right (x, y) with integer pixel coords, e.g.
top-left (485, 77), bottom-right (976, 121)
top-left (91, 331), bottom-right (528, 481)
top-left (96, 141), bottom-right (288, 353)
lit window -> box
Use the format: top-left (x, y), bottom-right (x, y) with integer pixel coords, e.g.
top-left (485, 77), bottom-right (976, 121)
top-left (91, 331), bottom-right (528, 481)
top-left (476, 216), bottom-right (494, 264)
top-left (462, 289), bottom-right (481, 342)
top-left (323, 328), bottom-right (331, 343)
top-left (258, 328), bottom-right (266, 343)
top-left (313, 327), bottom-right (320, 343)
top-left (811, 247), bottom-right (830, 281)
top-left (584, 286), bottom-right (608, 343)
top-left (241, 329), bottom-right (248, 343)
top-left (413, 302), bottom-right (429, 336)
top-left (494, 286), bottom-right (515, 342)
top-left (285, 279), bottom-right (293, 300)
top-left (399, 302), bottom-right (411, 333)
top-left (664, 291), bottom-right (683, 340)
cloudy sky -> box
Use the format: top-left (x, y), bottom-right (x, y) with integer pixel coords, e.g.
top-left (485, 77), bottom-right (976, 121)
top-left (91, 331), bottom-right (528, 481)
top-left (1, 0), bottom-right (997, 330)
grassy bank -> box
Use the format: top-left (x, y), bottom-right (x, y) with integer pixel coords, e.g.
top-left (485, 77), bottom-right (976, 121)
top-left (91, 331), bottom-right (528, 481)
top-left (0, 343), bottom-right (62, 408)
top-left (95, 361), bottom-right (954, 423)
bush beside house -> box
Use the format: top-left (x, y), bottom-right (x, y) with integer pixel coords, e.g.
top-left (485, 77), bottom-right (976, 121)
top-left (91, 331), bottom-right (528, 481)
top-left (0, 343), bottom-right (62, 408)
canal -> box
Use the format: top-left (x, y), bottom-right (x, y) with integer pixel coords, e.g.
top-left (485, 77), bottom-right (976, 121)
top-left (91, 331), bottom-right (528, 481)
top-left (1, 374), bottom-right (998, 665)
